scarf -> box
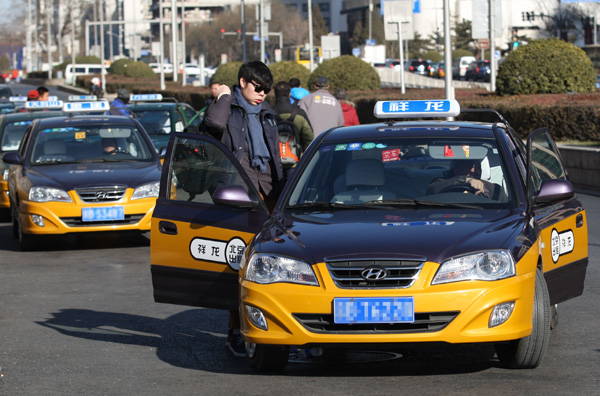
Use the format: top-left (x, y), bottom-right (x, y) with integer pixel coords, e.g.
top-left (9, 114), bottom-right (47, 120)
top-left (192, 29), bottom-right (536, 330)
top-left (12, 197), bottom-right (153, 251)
top-left (233, 86), bottom-right (271, 173)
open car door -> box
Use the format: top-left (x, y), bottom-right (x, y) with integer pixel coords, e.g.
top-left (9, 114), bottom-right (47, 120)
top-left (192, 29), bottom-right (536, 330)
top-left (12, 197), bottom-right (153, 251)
top-left (151, 132), bottom-right (270, 311)
top-left (527, 128), bottom-right (588, 305)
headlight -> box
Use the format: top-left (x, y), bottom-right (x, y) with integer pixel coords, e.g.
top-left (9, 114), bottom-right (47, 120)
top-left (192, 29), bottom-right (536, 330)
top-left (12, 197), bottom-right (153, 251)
top-left (29, 187), bottom-right (72, 202)
top-left (245, 254), bottom-right (319, 286)
top-left (131, 182), bottom-right (160, 200)
top-left (432, 250), bottom-right (515, 285)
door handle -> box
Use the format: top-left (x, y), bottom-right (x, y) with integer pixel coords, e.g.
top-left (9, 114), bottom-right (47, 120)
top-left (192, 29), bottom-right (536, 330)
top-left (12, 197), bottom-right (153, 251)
top-left (158, 220), bottom-right (178, 235)
top-left (576, 213), bottom-right (584, 228)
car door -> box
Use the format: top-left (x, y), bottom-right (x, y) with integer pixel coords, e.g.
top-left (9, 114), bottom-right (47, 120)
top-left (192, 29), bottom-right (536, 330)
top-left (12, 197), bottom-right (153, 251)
top-left (527, 128), bottom-right (588, 305)
top-left (151, 132), bottom-right (270, 311)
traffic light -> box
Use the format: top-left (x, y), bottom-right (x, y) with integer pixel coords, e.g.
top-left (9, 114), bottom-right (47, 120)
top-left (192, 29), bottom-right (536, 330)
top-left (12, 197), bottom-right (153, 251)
top-left (511, 29), bottom-right (519, 50)
top-left (221, 28), bottom-right (225, 39)
top-left (237, 29), bottom-right (242, 39)
top-left (512, 40), bottom-right (520, 49)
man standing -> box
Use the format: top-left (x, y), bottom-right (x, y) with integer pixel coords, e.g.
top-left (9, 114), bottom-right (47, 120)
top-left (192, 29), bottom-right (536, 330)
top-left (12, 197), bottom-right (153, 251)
top-left (37, 86), bottom-right (50, 101)
top-left (298, 76), bottom-right (344, 136)
top-left (202, 60), bottom-right (283, 357)
top-left (109, 89), bottom-right (132, 116)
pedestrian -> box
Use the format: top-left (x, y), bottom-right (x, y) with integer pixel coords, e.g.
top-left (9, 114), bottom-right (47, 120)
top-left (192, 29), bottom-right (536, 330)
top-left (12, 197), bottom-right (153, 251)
top-left (298, 76), bottom-right (344, 136)
top-left (273, 81), bottom-right (314, 177)
top-left (288, 78), bottom-right (310, 106)
top-left (37, 86), bottom-right (50, 101)
top-left (90, 77), bottom-right (104, 98)
top-left (18, 89), bottom-right (39, 112)
top-left (333, 88), bottom-right (360, 126)
top-left (109, 89), bottom-right (132, 116)
top-left (202, 60), bottom-right (283, 357)
top-left (204, 81), bottom-right (221, 109)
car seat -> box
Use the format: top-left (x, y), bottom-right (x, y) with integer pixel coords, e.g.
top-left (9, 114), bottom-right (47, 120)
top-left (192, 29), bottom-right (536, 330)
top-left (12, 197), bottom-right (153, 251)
top-left (331, 158), bottom-right (396, 204)
top-left (36, 139), bottom-right (74, 162)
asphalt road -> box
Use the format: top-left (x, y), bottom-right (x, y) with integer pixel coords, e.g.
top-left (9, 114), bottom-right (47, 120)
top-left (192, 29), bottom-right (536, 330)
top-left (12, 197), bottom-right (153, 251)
top-left (0, 83), bottom-right (598, 395)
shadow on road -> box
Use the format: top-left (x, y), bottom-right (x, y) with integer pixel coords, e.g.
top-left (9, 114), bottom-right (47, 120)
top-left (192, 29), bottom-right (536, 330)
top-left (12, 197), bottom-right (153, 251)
top-left (37, 308), bottom-right (498, 376)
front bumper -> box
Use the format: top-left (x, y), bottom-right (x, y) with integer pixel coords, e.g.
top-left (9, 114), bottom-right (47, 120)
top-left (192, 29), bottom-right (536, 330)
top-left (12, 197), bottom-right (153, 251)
top-left (240, 261), bottom-right (536, 347)
top-left (18, 188), bottom-right (156, 235)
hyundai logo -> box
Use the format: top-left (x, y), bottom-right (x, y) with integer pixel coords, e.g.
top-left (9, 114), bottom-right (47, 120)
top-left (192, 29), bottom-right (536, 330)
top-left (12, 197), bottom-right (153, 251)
top-left (96, 192), bottom-right (107, 199)
top-left (361, 267), bottom-right (388, 281)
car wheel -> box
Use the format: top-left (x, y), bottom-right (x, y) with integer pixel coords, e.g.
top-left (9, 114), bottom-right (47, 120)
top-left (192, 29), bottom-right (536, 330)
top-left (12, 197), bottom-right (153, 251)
top-left (246, 342), bottom-right (290, 372)
top-left (495, 268), bottom-right (550, 369)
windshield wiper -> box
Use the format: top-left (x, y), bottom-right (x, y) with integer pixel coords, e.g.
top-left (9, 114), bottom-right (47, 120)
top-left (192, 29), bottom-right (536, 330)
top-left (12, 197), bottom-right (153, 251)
top-left (364, 198), bottom-right (482, 210)
top-left (286, 201), bottom-right (364, 210)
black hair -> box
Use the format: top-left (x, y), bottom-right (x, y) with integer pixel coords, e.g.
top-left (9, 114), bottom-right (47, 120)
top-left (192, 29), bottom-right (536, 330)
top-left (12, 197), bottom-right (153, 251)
top-left (37, 86), bottom-right (49, 95)
top-left (238, 61), bottom-right (273, 88)
top-left (273, 81), bottom-right (291, 98)
top-left (289, 78), bottom-right (301, 88)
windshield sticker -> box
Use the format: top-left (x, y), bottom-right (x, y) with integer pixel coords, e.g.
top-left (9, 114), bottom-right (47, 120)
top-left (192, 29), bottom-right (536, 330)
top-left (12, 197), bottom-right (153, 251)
top-left (382, 221), bottom-right (455, 227)
top-left (444, 145), bottom-right (454, 157)
top-left (320, 145), bottom-right (333, 152)
top-left (335, 144), bottom-right (348, 151)
top-left (12, 121), bottom-right (32, 126)
top-left (463, 145), bottom-right (470, 158)
top-left (75, 132), bottom-right (86, 140)
top-left (190, 236), bottom-right (247, 270)
top-left (382, 149), bottom-right (401, 162)
top-left (551, 228), bottom-right (574, 263)
top-left (347, 143), bottom-right (362, 151)
top-left (362, 143), bottom-right (376, 150)
top-left (376, 143), bottom-right (388, 149)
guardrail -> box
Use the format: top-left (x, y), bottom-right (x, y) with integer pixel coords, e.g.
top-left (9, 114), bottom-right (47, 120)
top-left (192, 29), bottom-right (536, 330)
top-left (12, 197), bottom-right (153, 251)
top-left (376, 68), bottom-right (490, 90)
top-left (558, 145), bottom-right (600, 195)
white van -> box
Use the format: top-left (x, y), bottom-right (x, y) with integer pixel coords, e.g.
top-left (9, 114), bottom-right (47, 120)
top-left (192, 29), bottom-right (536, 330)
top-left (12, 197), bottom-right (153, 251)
top-left (452, 56), bottom-right (476, 80)
top-left (64, 64), bottom-right (108, 85)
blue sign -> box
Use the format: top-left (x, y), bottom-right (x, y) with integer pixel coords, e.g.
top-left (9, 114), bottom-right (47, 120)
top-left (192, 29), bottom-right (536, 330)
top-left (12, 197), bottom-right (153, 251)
top-left (365, 39), bottom-right (376, 46)
top-left (413, 0), bottom-right (420, 13)
top-left (374, 100), bottom-right (461, 119)
top-left (352, 48), bottom-right (361, 57)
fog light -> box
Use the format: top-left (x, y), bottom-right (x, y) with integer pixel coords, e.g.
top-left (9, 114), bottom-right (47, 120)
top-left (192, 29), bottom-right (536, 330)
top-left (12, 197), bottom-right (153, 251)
top-left (30, 214), bottom-right (45, 227)
top-left (245, 304), bottom-right (268, 331)
top-left (489, 301), bottom-right (515, 328)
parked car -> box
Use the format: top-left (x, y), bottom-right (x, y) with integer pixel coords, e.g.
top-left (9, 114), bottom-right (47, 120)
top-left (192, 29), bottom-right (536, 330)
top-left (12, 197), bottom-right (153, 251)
top-left (150, 98), bottom-right (588, 372)
top-left (465, 60), bottom-right (491, 82)
top-left (452, 56), bottom-right (476, 80)
top-left (407, 59), bottom-right (431, 76)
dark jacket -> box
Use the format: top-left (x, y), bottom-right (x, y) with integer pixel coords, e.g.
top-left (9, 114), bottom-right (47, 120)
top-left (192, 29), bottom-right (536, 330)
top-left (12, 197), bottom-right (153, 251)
top-left (273, 97), bottom-right (314, 151)
top-left (203, 89), bottom-right (284, 185)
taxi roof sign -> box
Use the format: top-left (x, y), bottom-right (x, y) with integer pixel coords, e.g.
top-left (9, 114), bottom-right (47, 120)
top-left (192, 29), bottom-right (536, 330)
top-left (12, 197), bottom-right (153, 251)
top-left (25, 100), bottom-right (64, 110)
top-left (9, 96), bottom-right (28, 102)
top-left (63, 100), bottom-right (109, 113)
top-left (130, 94), bottom-right (163, 102)
top-left (68, 95), bottom-right (97, 101)
top-left (48, 96), bottom-right (58, 101)
top-left (374, 100), bottom-right (460, 119)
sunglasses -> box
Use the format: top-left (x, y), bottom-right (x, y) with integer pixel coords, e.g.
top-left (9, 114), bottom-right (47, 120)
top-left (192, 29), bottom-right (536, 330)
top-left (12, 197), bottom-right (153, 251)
top-left (248, 80), bottom-right (271, 95)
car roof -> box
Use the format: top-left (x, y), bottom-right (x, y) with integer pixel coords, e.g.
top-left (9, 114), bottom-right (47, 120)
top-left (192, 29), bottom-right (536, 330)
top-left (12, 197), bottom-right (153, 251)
top-left (33, 115), bottom-right (140, 129)
top-left (0, 111), bottom-right (64, 123)
top-left (320, 121), bottom-right (500, 142)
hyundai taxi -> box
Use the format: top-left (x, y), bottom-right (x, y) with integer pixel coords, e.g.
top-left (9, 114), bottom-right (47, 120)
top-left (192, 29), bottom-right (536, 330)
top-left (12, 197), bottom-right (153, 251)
top-left (127, 94), bottom-right (204, 151)
top-left (0, 100), bottom-right (65, 217)
top-left (4, 100), bottom-right (162, 250)
top-left (150, 99), bottom-right (588, 372)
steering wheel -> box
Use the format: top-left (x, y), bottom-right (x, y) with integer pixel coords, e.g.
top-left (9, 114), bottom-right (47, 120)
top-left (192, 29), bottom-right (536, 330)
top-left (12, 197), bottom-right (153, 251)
top-left (105, 148), bottom-right (128, 155)
top-left (438, 183), bottom-right (481, 196)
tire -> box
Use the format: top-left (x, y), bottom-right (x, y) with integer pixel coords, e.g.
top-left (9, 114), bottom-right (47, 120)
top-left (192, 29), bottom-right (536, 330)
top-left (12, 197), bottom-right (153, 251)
top-left (495, 268), bottom-right (550, 369)
top-left (246, 342), bottom-right (290, 372)
top-left (16, 213), bottom-right (36, 251)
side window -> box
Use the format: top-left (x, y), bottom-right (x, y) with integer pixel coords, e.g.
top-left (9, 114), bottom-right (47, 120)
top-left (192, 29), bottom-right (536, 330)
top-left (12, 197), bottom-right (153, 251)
top-left (529, 132), bottom-right (566, 192)
top-left (167, 137), bottom-right (262, 205)
top-left (181, 105), bottom-right (197, 124)
top-left (173, 111), bottom-right (184, 132)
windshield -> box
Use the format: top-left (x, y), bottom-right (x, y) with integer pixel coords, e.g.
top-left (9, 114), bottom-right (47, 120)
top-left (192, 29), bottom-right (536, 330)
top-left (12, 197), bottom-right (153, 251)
top-left (286, 137), bottom-right (514, 210)
top-left (130, 108), bottom-right (184, 150)
top-left (29, 125), bottom-right (155, 164)
top-left (1, 121), bottom-right (31, 151)
top-left (0, 87), bottom-right (12, 99)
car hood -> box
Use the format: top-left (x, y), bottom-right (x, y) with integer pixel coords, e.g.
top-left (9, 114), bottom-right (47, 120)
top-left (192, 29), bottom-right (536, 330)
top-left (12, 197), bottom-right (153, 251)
top-left (25, 161), bottom-right (162, 190)
top-left (255, 209), bottom-right (530, 265)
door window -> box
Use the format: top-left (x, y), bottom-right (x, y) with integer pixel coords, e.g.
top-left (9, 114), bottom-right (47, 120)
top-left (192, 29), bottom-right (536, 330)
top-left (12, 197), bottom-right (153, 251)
top-left (529, 131), bottom-right (566, 193)
top-left (167, 136), bottom-right (263, 205)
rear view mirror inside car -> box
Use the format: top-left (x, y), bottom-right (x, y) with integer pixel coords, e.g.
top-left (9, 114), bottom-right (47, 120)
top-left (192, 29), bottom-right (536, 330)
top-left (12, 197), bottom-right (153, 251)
top-left (99, 128), bottom-right (132, 139)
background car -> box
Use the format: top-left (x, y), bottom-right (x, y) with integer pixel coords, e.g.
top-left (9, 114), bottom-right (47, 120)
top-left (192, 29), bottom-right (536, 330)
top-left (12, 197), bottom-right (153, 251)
top-left (452, 56), bottom-right (476, 80)
top-left (465, 60), bottom-right (491, 82)
top-left (407, 59), bottom-right (431, 76)
top-left (4, 107), bottom-right (162, 250)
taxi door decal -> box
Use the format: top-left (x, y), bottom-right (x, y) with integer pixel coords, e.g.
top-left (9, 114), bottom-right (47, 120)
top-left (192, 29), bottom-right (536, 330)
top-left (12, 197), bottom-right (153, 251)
top-left (151, 132), bottom-right (270, 311)
top-left (527, 128), bottom-right (588, 305)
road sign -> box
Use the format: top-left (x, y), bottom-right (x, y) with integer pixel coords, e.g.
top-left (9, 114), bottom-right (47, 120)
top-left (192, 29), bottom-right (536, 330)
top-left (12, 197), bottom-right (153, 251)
top-left (477, 38), bottom-right (490, 50)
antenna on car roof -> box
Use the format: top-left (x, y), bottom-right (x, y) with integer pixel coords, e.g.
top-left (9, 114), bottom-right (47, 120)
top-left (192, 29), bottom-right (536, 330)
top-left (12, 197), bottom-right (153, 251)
top-left (459, 108), bottom-right (513, 129)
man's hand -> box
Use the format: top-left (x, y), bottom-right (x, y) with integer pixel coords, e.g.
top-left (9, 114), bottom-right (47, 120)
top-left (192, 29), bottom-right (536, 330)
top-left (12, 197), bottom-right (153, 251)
top-left (215, 85), bottom-right (231, 100)
top-left (466, 177), bottom-right (489, 197)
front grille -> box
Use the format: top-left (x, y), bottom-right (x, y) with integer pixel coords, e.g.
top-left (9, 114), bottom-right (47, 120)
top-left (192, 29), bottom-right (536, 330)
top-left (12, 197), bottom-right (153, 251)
top-left (60, 214), bottom-right (145, 227)
top-left (76, 187), bottom-right (127, 202)
top-left (327, 260), bottom-right (424, 289)
top-left (293, 311), bottom-right (459, 334)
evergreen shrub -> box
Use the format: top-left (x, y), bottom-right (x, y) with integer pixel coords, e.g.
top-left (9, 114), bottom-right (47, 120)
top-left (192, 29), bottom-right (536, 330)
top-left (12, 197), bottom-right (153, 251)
top-left (269, 61), bottom-right (310, 87)
top-left (123, 61), bottom-right (155, 78)
top-left (211, 62), bottom-right (243, 87)
top-left (308, 55), bottom-right (380, 90)
top-left (109, 58), bottom-right (133, 75)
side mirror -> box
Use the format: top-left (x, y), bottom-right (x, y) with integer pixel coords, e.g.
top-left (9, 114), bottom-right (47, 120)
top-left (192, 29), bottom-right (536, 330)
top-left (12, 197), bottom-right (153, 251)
top-left (212, 185), bottom-right (254, 208)
top-left (535, 179), bottom-right (574, 204)
top-left (159, 146), bottom-right (168, 158)
top-left (2, 151), bottom-right (21, 165)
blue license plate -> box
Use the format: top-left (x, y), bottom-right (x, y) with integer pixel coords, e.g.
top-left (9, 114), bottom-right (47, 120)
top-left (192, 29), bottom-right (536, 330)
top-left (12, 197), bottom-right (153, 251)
top-left (334, 297), bottom-right (415, 324)
top-left (81, 206), bottom-right (125, 222)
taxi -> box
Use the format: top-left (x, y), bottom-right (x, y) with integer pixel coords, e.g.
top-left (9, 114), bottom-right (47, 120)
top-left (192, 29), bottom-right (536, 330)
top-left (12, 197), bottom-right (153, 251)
top-left (150, 100), bottom-right (588, 372)
top-left (4, 100), bottom-right (162, 250)
top-left (0, 100), bottom-right (65, 218)
top-left (127, 94), bottom-right (204, 150)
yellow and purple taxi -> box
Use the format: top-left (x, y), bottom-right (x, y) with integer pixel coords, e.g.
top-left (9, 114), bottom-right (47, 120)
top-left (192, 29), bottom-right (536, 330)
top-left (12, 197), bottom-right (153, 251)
top-left (4, 100), bottom-right (161, 250)
top-left (150, 100), bottom-right (588, 372)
